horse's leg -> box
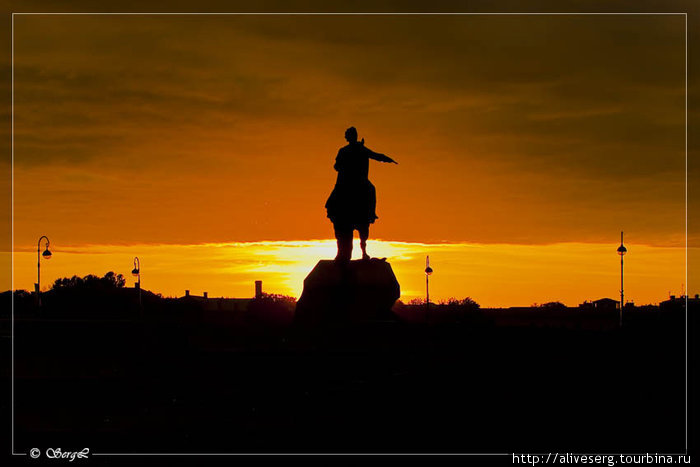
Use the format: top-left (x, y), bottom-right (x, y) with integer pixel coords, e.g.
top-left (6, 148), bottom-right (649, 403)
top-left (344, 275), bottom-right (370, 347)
top-left (358, 224), bottom-right (370, 260)
top-left (334, 223), bottom-right (353, 262)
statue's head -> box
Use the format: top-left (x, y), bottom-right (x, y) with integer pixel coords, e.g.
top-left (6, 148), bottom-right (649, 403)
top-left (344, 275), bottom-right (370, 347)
top-left (344, 126), bottom-right (358, 143)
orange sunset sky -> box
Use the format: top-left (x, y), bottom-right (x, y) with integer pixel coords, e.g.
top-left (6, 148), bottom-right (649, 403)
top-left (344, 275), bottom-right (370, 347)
top-left (3, 7), bottom-right (698, 307)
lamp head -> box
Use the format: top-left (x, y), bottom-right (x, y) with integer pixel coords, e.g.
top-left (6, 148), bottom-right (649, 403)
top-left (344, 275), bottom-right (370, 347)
top-left (425, 266), bottom-right (433, 275)
top-left (131, 267), bottom-right (140, 276)
top-left (617, 245), bottom-right (627, 256)
top-left (42, 248), bottom-right (52, 259)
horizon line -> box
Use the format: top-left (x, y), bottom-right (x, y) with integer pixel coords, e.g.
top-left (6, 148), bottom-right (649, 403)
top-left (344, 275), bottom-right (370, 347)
top-left (5, 237), bottom-right (693, 253)
top-left (11, 13), bottom-right (689, 16)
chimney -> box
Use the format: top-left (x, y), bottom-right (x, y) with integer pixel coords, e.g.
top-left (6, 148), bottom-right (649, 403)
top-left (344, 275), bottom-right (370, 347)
top-left (185, 290), bottom-right (190, 297)
top-left (135, 282), bottom-right (140, 290)
top-left (255, 280), bottom-right (263, 299)
top-left (203, 292), bottom-right (208, 299)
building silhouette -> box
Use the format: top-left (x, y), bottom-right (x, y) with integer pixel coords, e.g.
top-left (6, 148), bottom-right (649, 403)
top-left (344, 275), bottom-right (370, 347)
top-left (578, 298), bottom-right (619, 310)
top-left (179, 280), bottom-right (267, 312)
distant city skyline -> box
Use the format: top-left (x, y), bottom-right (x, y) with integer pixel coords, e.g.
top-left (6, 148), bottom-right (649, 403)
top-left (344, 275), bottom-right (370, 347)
top-left (9, 239), bottom-right (688, 308)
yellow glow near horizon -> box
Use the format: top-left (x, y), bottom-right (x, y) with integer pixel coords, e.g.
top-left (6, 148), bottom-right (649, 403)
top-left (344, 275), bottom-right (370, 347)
top-left (6, 15), bottom-right (690, 308)
top-left (6, 239), bottom-right (689, 308)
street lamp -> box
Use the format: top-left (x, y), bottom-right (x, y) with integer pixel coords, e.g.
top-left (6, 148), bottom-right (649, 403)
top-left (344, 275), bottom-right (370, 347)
top-left (132, 256), bottom-right (141, 307)
top-left (617, 231), bottom-right (627, 327)
top-left (425, 255), bottom-right (433, 322)
top-left (36, 235), bottom-right (52, 306)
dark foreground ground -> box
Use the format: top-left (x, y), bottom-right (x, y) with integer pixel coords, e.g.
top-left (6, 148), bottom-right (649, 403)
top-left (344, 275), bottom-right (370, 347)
top-left (1, 308), bottom-right (694, 459)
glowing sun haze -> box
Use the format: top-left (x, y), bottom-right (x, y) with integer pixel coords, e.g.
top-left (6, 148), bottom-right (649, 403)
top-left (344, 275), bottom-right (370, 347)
top-left (8, 240), bottom-right (688, 307)
top-left (6, 13), bottom-right (692, 305)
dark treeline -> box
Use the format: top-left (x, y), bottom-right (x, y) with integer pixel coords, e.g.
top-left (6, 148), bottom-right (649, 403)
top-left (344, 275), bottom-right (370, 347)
top-left (5, 272), bottom-right (688, 329)
top-left (5, 271), bottom-right (296, 325)
top-left (2, 273), bottom-right (694, 455)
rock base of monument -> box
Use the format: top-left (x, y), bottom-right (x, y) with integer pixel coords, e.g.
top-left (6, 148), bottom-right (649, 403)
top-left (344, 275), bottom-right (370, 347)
top-left (294, 258), bottom-right (400, 327)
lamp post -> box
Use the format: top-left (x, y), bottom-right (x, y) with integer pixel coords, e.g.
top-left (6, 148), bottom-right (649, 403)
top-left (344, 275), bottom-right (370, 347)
top-left (617, 231), bottom-right (627, 327)
top-left (131, 256), bottom-right (141, 307)
top-left (36, 235), bottom-right (52, 306)
top-left (425, 255), bottom-right (433, 322)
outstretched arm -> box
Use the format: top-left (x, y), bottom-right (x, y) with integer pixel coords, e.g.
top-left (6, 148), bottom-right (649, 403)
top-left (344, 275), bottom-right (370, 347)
top-left (365, 147), bottom-right (398, 164)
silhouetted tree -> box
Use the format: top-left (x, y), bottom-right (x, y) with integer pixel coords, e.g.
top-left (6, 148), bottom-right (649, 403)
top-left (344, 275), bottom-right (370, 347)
top-left (439, 297), bottom-right (481, 310)
top-left (247, 293), bottom-right (297, 326)
top-left (537, 301), bottom-right (567, 311)
top-left (41, 272), bottom-right (134, 318)
top-left (52, 271), bottom-right (125, 291)
top-left (103, 271), bottom-right (126, 288)
top-left (407, 298), bottom-right (426, 306)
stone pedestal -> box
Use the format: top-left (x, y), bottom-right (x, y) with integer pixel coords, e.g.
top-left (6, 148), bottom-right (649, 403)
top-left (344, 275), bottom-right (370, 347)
top-left (294, 258), bottom-right (400, 326)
